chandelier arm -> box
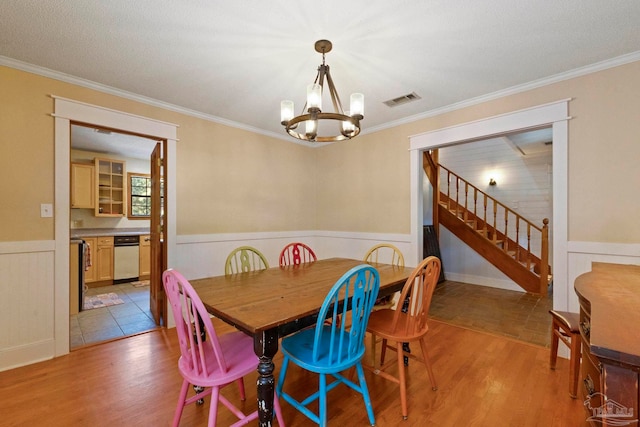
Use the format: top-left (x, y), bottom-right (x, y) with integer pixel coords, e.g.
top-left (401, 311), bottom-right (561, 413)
top-left (316, 65), bottom-right (326, 110)
top-left (324, 69), bottom-right (344, 115)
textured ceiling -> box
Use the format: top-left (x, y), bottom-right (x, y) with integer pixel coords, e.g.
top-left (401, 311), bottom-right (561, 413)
top-left (2, 0), bottom-right (640, 148)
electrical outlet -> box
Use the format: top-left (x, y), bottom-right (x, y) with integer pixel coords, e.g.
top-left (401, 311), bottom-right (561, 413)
top-left (40, 203), bottom-right (53, 218)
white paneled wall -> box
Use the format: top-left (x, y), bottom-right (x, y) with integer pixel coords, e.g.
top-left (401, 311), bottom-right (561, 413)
top-left (174, 231), bottom-right (414, 281)
top-left (565, 242), bottom-right (640, 313)
top-left (1, 231), bottom-right (412, 372)
top-left (0, 241), bottom-right (55, 370)
top-left (439, 137), bottom-right (552, 230)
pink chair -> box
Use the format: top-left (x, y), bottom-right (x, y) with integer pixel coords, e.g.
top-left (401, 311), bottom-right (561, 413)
top-left (278, 242), bottom-right (317, 266)
top-left (163, 269), bottom-right (285, 427)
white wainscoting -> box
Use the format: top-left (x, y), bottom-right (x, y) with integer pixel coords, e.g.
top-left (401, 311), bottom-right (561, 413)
top-left (0, 241), bottom-right (55, 371)
top-left (565, 241), bottom-right (640, 313)
top-left (174, 230), bottom-right (414, 280)
top-left (6, 233), bottom-right (634, 372)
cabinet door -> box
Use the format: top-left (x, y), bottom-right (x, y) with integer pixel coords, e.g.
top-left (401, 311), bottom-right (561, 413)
top-left (139, 235), bottom-right (151, 278)
top-left (95, 158), bottom-right (126, 217)
top-left (71, 163), bottom-right (95, 209)
top-left (84, 237), bottom-right (98, 283)
top-left (96, 236), bottom-right (114, 281)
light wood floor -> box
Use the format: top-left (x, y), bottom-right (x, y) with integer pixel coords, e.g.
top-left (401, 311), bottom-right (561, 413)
top-left (0, 318), bottom-right (588, 426)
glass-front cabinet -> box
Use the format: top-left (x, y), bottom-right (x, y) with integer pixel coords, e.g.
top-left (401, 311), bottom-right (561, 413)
top-left (95, 158), bottom-right (126, 217)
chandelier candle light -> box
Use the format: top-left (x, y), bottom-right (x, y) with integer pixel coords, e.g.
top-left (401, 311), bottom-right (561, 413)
top-left (280, 40), bottom-right (364, 143)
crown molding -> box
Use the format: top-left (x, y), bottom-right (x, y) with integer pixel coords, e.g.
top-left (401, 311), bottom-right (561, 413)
top-left (3, 51), bottom-right (639, 145)
top-left (365, 50), bottom-right (640, 135)
top-left (0, 55), bottom-right (296, 143)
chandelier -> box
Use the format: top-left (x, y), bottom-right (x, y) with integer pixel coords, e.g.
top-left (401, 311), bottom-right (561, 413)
top-left (280, 40), bottom-right (364, 143)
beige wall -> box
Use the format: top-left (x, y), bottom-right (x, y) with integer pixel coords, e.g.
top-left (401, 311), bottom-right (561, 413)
top-left (174, 118), bottom-right (316, 234)
top-left (0, 66), bottom-right (317, 241)
top-left (317, 60), bottom-right (640, 243)
top-left (2, 60), bottom-right (640, 243)
top-left (315, 127), bottom-right (412, 233)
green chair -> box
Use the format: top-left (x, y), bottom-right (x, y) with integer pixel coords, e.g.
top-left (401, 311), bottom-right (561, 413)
top-left (224, 246), bottom-right (269, 275)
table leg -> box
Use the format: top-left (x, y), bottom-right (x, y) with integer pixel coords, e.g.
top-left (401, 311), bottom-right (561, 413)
top-left (254, 329), bottom-right (279, 426)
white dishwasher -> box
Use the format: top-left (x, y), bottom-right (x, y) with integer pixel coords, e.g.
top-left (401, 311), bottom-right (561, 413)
top-left (113, 235), bottom-right (140, 284)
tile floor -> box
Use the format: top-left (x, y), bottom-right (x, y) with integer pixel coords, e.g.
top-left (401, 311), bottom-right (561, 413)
top-left (429, 280), bottom-right (553, 347)
top-left (69, 282), bottom-right (158, 350)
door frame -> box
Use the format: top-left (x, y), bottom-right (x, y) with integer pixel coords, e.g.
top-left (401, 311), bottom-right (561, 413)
top-left (408, 99), bottom-right (570, 311)
top-left (53, 96), bottom-right (178, 356)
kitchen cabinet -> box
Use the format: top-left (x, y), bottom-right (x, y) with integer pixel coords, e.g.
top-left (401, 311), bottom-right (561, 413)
top-left (96, 236), bottom-right (114, 282)
top-left (139, 234), bottom-right (151, 279)
top-left (70, 163), bottom-right (95, 209)
top-left (84, 237), bottom-right (98, 283)
top-left (95, 158), bottom-right (126, 217)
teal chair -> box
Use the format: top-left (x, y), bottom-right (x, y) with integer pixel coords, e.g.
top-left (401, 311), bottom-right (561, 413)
top-left (276, 264), bottom-right (380, 426)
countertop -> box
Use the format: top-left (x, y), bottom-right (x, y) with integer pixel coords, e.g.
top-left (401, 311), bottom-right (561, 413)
top-left (70, 227), bottom-right (150, 238)
top-left (574, 262), bottom-right (640, 368)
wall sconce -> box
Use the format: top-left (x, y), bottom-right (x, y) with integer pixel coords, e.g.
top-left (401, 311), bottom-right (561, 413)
top-left (489, 178), bottom-right (497, 186)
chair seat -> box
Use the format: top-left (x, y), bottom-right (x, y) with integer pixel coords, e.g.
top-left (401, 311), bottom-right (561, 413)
top-left (549, 310), bottom-right (580, 333)
top-left (178, 331), bottom-right (258, 387)
top-left (281, 326), bottom-right (364, 373)
top-left (366, 309), bottom-right (427, 342)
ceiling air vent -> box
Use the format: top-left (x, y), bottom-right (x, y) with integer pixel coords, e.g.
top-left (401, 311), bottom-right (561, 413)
top-left (383, 92), bottom-right (421, 107)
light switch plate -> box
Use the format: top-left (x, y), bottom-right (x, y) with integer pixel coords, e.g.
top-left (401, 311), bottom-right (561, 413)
top-left (40, 203), bottom-right (53, 218)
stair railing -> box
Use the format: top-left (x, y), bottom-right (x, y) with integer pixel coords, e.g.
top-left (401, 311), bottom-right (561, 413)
top-left (439, 164), bottom-right (550, 292)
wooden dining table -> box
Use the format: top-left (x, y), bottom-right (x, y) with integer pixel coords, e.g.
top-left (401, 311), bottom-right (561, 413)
top-left (189, 257), bottom-right (415, 426)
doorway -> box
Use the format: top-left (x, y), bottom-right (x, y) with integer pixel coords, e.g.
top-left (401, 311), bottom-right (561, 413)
top-left (69, 124), bottom-right (159, 349)
top-left (410, 100), bottom-right (570, 312)
top-left (53, 96), bottom-right (177, 357)
top-left (433, 127), bottom-right (554, 291)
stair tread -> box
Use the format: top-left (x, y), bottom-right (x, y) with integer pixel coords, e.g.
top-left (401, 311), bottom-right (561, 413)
top-left (439, 189), bottom-right (547, 294)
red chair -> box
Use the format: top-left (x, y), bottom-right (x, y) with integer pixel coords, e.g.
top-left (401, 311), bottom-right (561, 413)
top-left (279, 242), bottom-right (316, 266)
top-left (163, 269), bottom-right (285, 426)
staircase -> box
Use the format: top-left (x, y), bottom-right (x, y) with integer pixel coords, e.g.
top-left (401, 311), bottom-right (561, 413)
top-left (424, 152), bottom-right (550, 295)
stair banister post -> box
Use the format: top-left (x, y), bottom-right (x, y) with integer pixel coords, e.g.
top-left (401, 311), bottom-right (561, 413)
top-left (455, 175), bottom-right (460, 218)
top-left (515, 216), bottom-right (520, 260)
top-left (483, 194), bottom-right (488, 235)
top-left (527, 224), bottom-right (532, 269)
top-left (503, 206), bottom-right (509, 252)
top-left (539, 218), bottom-right (550, 294)
top-left (464, 182), bottom-right (469, 222)
top-left (473, 188), bottom-right (478, 219)
top-left (492, 202), bottom-right (498, 244)
top-left (446, 170), bottom-right (451, 211)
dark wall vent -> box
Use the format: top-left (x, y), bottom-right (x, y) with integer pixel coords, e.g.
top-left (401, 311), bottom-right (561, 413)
top-left (383, 92), bottom-right (421, 107)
